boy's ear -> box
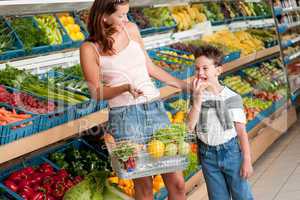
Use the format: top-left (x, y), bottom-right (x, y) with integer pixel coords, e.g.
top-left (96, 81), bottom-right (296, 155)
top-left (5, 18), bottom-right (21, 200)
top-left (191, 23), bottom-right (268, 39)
top-left (217, 65), bottom-right (223, 75)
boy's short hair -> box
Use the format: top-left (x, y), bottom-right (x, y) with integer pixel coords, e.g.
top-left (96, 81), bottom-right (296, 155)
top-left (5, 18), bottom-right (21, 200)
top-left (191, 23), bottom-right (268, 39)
top-left (194, 45), bottom-right (224, 67)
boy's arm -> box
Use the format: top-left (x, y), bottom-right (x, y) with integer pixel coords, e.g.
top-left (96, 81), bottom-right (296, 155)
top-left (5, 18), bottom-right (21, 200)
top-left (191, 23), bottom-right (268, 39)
top-left (187, 96), bottom-right (202, 133)
top-left (235, 122), bottom-right (253, 179)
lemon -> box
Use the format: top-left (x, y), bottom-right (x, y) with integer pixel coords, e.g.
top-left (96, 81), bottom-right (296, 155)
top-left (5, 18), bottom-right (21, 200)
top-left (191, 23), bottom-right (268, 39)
top-left (59, 16), bottom-right (67, 26)
top-left (66, 16), bottom-right (75, 24)
top-left (147, 140), bottom-right (165, 159)
top-left (76, 32), bottom-right (85, 41)
top-left (70, 32), bottom-right (78, 41)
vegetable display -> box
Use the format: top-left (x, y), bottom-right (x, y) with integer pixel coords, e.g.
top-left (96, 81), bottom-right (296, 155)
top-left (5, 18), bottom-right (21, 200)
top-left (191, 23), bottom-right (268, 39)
top-left (10, 17), bottom-right (48, 51)
top-left (49, 146), bottom-right (108, 177)
top-left (0, 107), bottom-right (32, 126)
top-left (0, 19), bottom-right (16, 54)
top-left (0, 66), bottom-right (89, 105)
top-left (3, 163), bottom-right (82, 200)
top-left (0, 85), bottom-right (56, 114)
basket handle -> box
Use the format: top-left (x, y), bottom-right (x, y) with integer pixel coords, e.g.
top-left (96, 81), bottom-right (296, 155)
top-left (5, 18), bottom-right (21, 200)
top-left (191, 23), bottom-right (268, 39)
top-left (103, 133), bottom-right (116, 154)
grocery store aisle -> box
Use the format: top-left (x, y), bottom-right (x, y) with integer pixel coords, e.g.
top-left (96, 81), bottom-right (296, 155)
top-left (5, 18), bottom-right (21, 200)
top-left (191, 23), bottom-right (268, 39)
top-left (250, 118), bottom-right (300, 200)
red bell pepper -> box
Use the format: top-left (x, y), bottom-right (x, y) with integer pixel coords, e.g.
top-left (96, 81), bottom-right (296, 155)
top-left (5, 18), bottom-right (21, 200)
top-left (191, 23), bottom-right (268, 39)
top-left (3, 180), bottom-right (18, 192)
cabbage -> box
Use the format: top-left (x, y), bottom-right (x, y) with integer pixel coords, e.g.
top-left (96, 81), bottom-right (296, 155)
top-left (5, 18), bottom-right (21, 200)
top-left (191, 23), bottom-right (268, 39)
top-left (63, 171), bottom-right (109, 200)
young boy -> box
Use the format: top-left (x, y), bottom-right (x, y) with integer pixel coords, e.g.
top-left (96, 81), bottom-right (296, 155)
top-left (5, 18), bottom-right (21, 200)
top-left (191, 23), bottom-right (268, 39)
top-left (187, 45), bottom-right (254, 200)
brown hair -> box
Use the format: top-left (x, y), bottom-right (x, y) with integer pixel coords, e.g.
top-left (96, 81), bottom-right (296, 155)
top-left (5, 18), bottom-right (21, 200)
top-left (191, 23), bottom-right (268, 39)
top-left (194, 45), bottom-right (224, 66)
top-left (87, 0), bottom-right (129, 55)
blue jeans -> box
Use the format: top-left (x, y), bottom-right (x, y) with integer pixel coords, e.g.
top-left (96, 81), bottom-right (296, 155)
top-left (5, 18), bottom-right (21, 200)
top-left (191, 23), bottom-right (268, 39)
top-left (108, 100), bottom-right (170, 143)
top-left (198, 137), bottom-right (253, 200)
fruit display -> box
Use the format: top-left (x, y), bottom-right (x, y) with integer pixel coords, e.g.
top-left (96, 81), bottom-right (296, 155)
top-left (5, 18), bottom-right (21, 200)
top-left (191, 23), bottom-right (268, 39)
top-left (242, 60), bottom-right (286, 92)
top-left (108, 174), bottom-right (164, 197)
top-left (57, 13), bottom-right (85, 41)
top-left (201, 30), bottom-right (264, 56)
top-left (0, 85), bottom-right (57, 114)
top-left (157, 49), bottom-right (195, 60)
top-left (0, 66), bottom-right (89, 105)
top-left (154, 50), bottom-right (194, 66)
top-left (202, 3), bottom-right (225, 22)
top-left (129, 7), bottom-right (151, 29)
top-left (130, 7), bottom-right (176, 31)
top-left (0, 106), bottom-right (32, 126)
top-left (169, 42), bottom-right (197, 54)
top-left (223, 76), bottom-right (254, 95)
top-left (246, 29), bottom-right (277, 47)
top-left (153, 60), bottom-right (184, 71)
top-left (10, 17), bottom-right (48, 51)
top-left (243, 97), bottom-right (272, 121)
top-left (169, 99), bottom-right (190, 113)
top-left (0, 19), bottom-right (17, 54)
top-left (252, 89), bottom-right (283, 102)
top-left (49, 145), bottom-right (109, 177)
top-left (34, 15), bottom-right (63, 45)
top-left (3, 163), bottom-right (81, 200)
top-left (143, 7), bottom-right (176, 28)
top-left (170, 5), bottom-right (207, 31)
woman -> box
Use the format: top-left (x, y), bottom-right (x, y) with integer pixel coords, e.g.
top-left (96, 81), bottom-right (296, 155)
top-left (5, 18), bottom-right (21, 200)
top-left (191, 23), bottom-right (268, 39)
top-left (80, 0), bottom-right (189, 199)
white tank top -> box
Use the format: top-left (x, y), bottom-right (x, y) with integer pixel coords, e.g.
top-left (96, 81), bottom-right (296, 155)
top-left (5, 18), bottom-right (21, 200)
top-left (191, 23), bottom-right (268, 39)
top-left (90, 26), bottom-right (160, 107)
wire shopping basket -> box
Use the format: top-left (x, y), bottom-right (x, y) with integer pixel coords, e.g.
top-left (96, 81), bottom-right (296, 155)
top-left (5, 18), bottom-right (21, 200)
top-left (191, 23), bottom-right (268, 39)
top-left (104, 124), bottom-right (196, 179)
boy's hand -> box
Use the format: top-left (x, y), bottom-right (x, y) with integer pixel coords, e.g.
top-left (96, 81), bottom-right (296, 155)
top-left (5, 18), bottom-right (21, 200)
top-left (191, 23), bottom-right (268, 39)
top-left (192, 78), bottom-right (209, 103)
top-left (240, 159), bottom-right (253, 179)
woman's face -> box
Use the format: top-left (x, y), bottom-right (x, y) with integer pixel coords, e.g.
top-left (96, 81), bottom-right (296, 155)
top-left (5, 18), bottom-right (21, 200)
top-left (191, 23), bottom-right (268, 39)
top-left (106, 3), bottom-right (129, 27)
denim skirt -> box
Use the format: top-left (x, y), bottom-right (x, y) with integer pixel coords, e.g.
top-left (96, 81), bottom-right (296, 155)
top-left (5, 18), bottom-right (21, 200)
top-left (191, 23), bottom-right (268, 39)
top-left (108, 100), bottom-right (170, 143)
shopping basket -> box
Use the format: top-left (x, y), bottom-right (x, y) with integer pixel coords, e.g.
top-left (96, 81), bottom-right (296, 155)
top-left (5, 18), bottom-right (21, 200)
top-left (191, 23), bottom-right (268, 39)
top-left (104, 123), bottom-right (196, 179)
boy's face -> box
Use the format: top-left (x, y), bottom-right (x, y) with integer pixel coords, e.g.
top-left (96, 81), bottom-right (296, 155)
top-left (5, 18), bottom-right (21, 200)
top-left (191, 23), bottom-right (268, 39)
top-left (195, 56), bottom-right (222, 84)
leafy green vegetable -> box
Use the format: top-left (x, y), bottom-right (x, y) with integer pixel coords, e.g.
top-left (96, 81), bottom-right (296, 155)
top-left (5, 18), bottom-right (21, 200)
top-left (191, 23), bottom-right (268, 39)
top-left (54, 64), bottom-right (84, 78)
top-left (153, 123), bottom-right (188, 145)
top-left (183, 152), bottom-right (199, 178)
top-left (112, 141), bottom-right (137, 162)
top-left (10, 17), bottom-right (48, 51)
top-left (49, 145), bottom-right (109, 177)
top-left (63, 171), bottom-right (109, 200)
top-left (0, 19), bottom-right (16, 53)
top-left (103, 180), bottom-right (123, 200)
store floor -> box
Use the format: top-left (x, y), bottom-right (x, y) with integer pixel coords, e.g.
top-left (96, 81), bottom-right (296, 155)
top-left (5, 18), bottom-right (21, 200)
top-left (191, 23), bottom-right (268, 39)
top-left (195, 118), bottom-right (300, 200)
top-left (250, 118), bottom-right (300, 200)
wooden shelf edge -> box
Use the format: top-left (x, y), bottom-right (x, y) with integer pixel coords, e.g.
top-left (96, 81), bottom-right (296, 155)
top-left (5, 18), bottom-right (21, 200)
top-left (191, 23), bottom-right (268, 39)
top-left (223, 46), bottom-right (280, 73)
top-left (0, 109), bottom-right (108, 164)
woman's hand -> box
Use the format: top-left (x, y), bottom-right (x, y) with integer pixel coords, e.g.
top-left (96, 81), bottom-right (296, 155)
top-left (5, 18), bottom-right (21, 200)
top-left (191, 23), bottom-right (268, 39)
top-left (125, 84), bottom-right (144, 99)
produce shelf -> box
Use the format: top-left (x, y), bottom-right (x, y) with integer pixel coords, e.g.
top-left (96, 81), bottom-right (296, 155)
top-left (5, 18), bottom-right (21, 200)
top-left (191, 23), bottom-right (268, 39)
top-left (223, 45), bottom-right (280, 73)
top-left (0, 0), bottom-right (94, 16)
top-left (282, 36), bottom-right (300, 48)
top-left (0, 0), bottom-right (267, 16)
top-left (282, 6), bottom-right (300, 14)
top-left (278, 21), bottom-right (300, 34)
top-left (284, 51), bottom-right (300, 65)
